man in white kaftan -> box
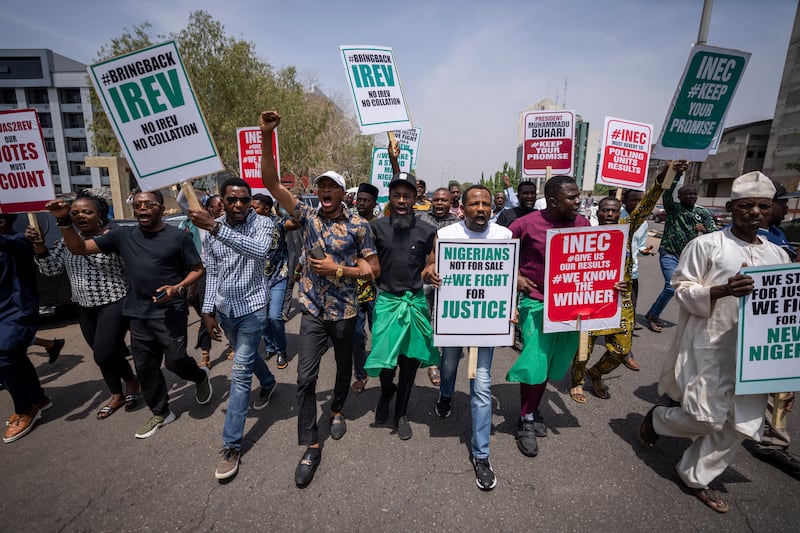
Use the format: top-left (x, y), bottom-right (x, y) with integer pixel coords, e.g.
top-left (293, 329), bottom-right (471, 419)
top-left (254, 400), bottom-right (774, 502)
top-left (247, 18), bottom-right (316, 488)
top-left (639, 171), bottom-right (790, 513)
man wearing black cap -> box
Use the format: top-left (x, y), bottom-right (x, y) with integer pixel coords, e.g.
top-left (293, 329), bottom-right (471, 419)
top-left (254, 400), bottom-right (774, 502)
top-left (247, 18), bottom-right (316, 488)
top-left (351, 182), bottom-right (379, 393)
top-left (364, 143), bottom-right (439, 440)
top-left (259, 111), bottom-right (379, 487)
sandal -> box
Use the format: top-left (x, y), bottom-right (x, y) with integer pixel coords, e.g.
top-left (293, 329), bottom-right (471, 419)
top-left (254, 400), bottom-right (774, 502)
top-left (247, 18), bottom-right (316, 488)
top-left (586, 369), bottom-right (610, 399)
top-left (198, 351), bottom-right (212, 369)
top-left (124, 393), bottom-right (139, 412)
top-left (674, 467), bottom-right (729, 513)
top-left (645, 314), bottom-right (664, 333)
top-left (428, 366), bottom-right (441, 386)
top-left (97, 403), bottom-right (121, 420)
top-left (226, 346), bottom-right (234, 361)
top-left (569, 386), bottom-right (586, 404)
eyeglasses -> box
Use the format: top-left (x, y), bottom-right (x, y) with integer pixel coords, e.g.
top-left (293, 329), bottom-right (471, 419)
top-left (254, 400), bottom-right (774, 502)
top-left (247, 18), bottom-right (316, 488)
top-left (225, 196), bottom-right (251, 205)
top-left (132, 201), bottom-right (161, 209)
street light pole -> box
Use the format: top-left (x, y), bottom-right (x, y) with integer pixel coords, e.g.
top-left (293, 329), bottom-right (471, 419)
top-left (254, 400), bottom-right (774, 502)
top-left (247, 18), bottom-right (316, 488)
top-left (696, 0), bottom-right (713, 45)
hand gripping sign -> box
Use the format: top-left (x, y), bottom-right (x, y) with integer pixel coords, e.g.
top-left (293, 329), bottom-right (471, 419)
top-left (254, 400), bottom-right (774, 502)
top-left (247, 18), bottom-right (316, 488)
top-left (236, 127), bottom-right (280, 196)
top-left (596, 117), bottom-right (653, 192)
top-left (0, 109), bottom-right (55, 214)
top-left (544, 225), bottom-right (628, 333)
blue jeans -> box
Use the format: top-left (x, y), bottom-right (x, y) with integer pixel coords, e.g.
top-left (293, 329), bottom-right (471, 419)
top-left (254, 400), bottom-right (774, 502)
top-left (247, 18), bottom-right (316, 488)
top-left (439, 346), bottom-right (495, 459)
top-left (218, 308), bottom-right (276, 450)
top-left (646, 252), bottom-right (680, 319)
top-left (264, 279), bottom-right (288, 354)
top-left (352, 299), bottom-right (375, 381)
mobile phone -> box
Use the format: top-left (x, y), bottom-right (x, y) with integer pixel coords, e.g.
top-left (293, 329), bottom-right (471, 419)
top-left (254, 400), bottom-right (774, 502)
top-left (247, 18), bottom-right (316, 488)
top-left (155, 290), bottom-right (168, 302)
top-left (309, 245), bottom-right (326, 260)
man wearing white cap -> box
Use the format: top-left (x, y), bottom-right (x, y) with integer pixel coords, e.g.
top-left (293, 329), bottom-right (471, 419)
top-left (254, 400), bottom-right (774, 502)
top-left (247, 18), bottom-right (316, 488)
top-left (259, 111), bottom-right (379, 487)
top-left (639, 171), bottom-right (790, 513)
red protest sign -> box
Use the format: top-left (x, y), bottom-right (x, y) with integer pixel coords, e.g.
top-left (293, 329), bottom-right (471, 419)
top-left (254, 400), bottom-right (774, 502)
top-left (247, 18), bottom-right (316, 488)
top-left (236, 127), bottom-right (279, 196)
top-left (0, 109), bottom-right (55, 214)
top-left (521, 110), bottom-right (574, 178)
top-left (596, 117), bottom-right (652, 191)
top-left (543, 225), bottom-right (628, 333)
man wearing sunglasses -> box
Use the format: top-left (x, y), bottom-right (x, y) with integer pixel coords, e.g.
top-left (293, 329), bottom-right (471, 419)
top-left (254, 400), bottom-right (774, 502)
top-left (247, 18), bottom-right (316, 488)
top-left (188, 178), bottom-right (277, 480)
top-left (46, 190), bottom-right (210, 440)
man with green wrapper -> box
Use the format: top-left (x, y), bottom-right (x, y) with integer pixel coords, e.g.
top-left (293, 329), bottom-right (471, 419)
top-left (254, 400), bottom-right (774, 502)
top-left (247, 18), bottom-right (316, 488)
top-left (364, 143), bottom-right (439, 440)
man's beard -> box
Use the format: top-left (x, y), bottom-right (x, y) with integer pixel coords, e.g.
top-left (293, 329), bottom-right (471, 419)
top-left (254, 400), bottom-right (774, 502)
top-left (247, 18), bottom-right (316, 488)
top-left (391, 213), bottom-right (414, 230)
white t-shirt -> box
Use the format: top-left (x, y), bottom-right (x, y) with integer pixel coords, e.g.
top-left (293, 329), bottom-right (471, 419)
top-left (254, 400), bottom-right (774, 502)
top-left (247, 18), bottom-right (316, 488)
top-left (437, 220), bottom-right (512, 240)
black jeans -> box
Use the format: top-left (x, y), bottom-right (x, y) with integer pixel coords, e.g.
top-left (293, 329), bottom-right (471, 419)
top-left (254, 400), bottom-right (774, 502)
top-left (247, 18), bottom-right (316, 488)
top-left (129, 314), bottom-right (206, 416)
top-left (296, 312), bottom-right (356, 445)
top-left (379, 354), bottom-right (420, 421)
top-left (78, 298), bottom-right (134, 395)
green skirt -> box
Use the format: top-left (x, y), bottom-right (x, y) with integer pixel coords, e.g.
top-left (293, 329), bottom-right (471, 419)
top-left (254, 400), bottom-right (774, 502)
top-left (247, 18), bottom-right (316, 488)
top-left (364, 290), bottom-right (440, 376)
top-left (506, 297), bottom-right (579, 384)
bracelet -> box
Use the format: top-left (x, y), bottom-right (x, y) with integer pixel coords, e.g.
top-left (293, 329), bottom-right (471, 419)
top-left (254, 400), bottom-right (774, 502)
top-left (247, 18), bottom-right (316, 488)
top-left (56, 216), bottom-right (72, 227)
top-left (210, 221), bottom-right (222, 236)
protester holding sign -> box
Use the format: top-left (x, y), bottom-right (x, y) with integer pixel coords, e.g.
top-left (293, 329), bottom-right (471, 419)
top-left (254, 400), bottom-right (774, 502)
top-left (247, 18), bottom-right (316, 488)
top-left (507, 176), bottom-right (590, 457)
top-left (46, 190), bottom-right (211, 440)
top-left (259, 110), bottom-right (378, 488)
top-left (639, 171), bottom-right (790, 513)
top-left (427, 185), bottom-right (512, 491)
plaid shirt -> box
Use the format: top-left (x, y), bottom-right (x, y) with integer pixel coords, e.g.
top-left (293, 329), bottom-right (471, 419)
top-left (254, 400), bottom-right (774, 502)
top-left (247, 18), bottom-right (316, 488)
top-left (202, 209), bottom-right (274, 318)
top-left (294, 202), bottom-right (377, 320)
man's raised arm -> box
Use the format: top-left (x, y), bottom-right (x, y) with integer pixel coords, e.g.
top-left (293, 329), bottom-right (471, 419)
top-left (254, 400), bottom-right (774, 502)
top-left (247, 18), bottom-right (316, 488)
top-left (260, 111), bottom-right (298, 214)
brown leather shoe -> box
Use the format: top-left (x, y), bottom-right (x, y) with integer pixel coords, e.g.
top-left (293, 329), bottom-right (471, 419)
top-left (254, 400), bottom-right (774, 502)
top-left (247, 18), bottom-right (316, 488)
top-left (623, 355), bottom-right (640, 371)
top-left (3, 407), bottom-right (41, 444)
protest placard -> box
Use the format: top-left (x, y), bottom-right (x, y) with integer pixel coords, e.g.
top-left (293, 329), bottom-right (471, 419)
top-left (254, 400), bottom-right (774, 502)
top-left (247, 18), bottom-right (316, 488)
top-left (339, 45), bottom-right (412, 135)
top-left (596, 117), bottom-right (652, 191)
top-left (370, 146), bottom-right (412, 203)
top-left (736, 264), bottom-right (800, 395)
top-left (653, 44), bottom-right (750, 161)
top-left (88, 41), bottom-right (224, 192)
top-left (543, 225), bottom-right (628, 333)
top-left (434, 239), bottom-right (519, 347)
top-left (236, 127), bottom-right (279, 196)
top-left (0, 109), bottom-right (54, 213)
top-left (522, 110), bottom-right (574, 178)
top-left (392, 127), bottom-right (421, 169)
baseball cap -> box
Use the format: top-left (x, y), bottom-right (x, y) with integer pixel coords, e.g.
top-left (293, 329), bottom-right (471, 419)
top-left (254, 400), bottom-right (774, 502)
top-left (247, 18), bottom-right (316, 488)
top-left (389, 172), bottom-right (416, 191)
top-left (314, 171), bottom-right (346, 189)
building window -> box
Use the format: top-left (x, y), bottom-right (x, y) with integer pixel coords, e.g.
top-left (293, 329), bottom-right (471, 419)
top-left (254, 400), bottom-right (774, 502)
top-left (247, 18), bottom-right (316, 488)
top-left (49, 161), bottom-right (59, 176)
top-left (0, 88), bottom-right (16, 104)
top-left (746, 150), bottom-right (755, 158)
top-left (68, 161), bottom-right (89, 176)
top-left (44, 138), bottom-right (56, 152)
top-left (66, 138), bottom-right (87, 152)
top-left (59, 88), bottom-right (81, 104)
top-left (63, 113), bottom-right (84, 129)
top-left (25, 88), bottom-right (49, 104)
top-left (38, 112), bottom-right (52, 128)
top-left (757, 151), bottom-right (766, 158)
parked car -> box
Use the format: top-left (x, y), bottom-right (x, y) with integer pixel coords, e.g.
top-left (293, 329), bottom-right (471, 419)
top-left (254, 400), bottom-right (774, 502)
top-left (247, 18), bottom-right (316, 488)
top-left (706, 207), bottom-right (731, 227)
top-left (650, 205), bottom-right (666, 223)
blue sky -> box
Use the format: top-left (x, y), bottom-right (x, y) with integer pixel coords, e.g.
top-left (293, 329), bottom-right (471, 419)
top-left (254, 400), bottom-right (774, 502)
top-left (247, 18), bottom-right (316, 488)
top-left (3, 0), bottom-right (796, 188)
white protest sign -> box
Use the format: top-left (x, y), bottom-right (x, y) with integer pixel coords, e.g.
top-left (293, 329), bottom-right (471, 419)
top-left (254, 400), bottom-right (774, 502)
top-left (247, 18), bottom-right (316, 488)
top-left (0, 109), bottom-right (55, 213)
top-left (434, 239), bottom-right (519, 347)
top-left (369, 147), bottom-right (411, 203)
top-left (522, 110), bottom-right (575, 178)
top-left (88, 41), bottom-right (223, 191)
top-left (653, 44), bottom-right (750, 161)
top-left (596, 117), bottom-right (652, 191)
top-left (736, 264), bottom-right (800, 395)
top-left (392, 127), bottom-right (422, 169)
top-left (544, 225), bottom-right (628, 333)
top-left (339, 45), bottom-right (412, 134)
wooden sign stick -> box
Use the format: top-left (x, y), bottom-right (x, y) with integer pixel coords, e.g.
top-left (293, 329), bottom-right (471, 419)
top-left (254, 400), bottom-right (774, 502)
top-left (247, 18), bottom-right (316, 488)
top-left (467, 346), bottom-right (478, 379)
top-left (27, 212), bottom-right (41, 234)
top-left (661, 161), bottom-right (678, 189)
top-left (180, 181), bottom-right (203, 210)
top-left (773, 392), bottom-right (789, 430)
top-left (576, 316), bottom-right (589, 362)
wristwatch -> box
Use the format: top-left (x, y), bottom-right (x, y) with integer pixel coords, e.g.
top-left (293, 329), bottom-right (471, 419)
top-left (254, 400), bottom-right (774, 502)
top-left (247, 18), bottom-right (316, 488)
top-left (176, 284), bottom-right (186, 296)
top-left (335, 265), bottom-right (344, 280)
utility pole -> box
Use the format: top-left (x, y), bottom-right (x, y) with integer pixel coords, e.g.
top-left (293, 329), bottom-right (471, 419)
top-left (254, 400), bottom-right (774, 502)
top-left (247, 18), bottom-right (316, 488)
top-left (696, 0), bottom-right (713, 44)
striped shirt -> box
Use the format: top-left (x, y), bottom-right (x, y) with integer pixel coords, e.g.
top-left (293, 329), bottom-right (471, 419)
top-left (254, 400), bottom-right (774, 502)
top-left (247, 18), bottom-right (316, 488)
top-left (202, 209), bottom-right (274, 318)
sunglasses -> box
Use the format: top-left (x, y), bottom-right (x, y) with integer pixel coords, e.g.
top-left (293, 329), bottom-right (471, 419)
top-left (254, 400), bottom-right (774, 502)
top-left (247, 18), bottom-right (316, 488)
top-left (225, 196), bottom-right (251, 205)
top-left (132, 201), bottom-right (161, 209)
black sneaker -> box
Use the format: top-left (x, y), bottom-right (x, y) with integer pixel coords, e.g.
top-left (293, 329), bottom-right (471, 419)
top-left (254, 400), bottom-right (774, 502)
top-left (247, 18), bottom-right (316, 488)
top-left (516, 420), bottom-right (538, 457)
top-left (435, 395), bottom-right (452, 418)
top-left (253, 381), bottom-right (277, 411)
top-left (396, 416), bottom-right (412, 440)
top-left (531, 409), bottom-right (547, 437)
top-left (276, 353), bottom-right (287, 369)
top-left (471, 456), bottom-right (497, 491)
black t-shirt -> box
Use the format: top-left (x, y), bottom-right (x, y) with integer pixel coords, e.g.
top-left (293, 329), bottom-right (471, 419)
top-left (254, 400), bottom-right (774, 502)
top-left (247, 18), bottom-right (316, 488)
top-left (496, 206), bottom-right (535, 228)
top-left (370, 216), bottom-right (436, 295)
top-left (94, 224), bottom-right (201, 318)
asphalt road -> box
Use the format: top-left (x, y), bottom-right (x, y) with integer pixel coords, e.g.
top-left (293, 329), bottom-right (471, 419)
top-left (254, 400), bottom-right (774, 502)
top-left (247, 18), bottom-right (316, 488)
top-left (2, 224), bottom-right (798, 532)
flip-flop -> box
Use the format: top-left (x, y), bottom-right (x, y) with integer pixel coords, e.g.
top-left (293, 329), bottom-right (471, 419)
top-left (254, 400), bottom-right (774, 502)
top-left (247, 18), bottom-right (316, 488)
top-left (645, 315), bottom-right (664, 333)
top-left (674, 467), bottom-right (729, 513)
top-left (124, 393), bottom-right (139, 412)
top-left (586, 370), bottom-right (610, 399)
top-left (97, 404), bottom-right (121, 420)
top-left (569, 386), bottom-right (587, 404)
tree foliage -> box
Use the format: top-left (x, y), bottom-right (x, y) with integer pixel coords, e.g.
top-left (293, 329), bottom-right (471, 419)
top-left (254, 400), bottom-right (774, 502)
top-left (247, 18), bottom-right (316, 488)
top-left (88, 11), bottom-right (373, 186)
top-left (480, 162), bottom-right (518, 193)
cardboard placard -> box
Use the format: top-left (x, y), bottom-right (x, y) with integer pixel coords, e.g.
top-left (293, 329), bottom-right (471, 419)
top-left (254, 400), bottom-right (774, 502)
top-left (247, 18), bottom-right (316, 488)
top-left (236, 127), bottom-right (279, 196)
top-left (522, 110), bottom-right (575, 178)
top-left (0, 109), bottom-right (55, 213)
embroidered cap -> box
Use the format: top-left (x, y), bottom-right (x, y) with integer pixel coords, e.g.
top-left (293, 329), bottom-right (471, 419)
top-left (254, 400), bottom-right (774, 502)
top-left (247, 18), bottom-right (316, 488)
top-left (730, 171), bottom-right (776, 200)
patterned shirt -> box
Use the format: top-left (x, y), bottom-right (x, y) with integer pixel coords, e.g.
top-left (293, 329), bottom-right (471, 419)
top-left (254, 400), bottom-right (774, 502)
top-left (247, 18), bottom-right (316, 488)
top-left (202, 209), bottom-right (274, 318)
top-left (293, 202), bottom-right (377, 320)
top-left (660, 182), bottom-right (716, 256)
top-left (265, 214), bottom-right (289, 285)
top-left (35, 236), bottom-right (127, 308)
